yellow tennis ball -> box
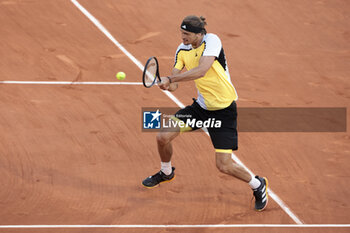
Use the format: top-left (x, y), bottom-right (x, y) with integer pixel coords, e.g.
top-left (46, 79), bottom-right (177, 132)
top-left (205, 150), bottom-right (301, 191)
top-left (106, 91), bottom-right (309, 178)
top-left (116, 71), bottom-right (126, 80)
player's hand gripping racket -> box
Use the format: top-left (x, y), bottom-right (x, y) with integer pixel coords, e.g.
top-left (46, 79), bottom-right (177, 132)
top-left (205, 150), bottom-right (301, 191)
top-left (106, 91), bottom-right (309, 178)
top-left (142, 56), bottom-right (161, 88)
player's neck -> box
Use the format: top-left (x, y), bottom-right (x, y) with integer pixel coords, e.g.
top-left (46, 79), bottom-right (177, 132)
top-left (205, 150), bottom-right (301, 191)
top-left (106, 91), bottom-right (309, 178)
top-left (192, 35), bottom-right (204, 49)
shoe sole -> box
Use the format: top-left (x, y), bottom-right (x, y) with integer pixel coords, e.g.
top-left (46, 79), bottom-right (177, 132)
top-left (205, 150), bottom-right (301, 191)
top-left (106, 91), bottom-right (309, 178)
top-left (141, 175), bottom-right (176, 189)
top-left (256, 177), bottom-right (268, 212)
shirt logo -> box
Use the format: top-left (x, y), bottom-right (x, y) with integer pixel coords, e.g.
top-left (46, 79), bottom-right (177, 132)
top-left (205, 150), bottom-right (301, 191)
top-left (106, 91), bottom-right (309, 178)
top-left (181, 25), bottom-right (186, 29)
top-left (143, 110), bottom-right (161, 129)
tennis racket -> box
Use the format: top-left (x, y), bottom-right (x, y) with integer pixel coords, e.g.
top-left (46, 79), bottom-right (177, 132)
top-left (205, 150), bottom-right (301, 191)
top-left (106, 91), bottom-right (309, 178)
top-left (142, 56), bottom-right (161, 88)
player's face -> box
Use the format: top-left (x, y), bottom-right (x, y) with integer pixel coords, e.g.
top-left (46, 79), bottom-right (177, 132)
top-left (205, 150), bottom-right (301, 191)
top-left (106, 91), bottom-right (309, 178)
top-left (181, 29), bottom-right (201, 46)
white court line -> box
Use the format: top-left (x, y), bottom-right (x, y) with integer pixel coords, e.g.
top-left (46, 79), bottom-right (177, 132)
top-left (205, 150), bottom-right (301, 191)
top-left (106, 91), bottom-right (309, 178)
top-left (71, 0), bottom-right (305, 224)
top-left (0, 224), bottom-right (349, 229)
top-left (0, 81), bottom-right (142, 85)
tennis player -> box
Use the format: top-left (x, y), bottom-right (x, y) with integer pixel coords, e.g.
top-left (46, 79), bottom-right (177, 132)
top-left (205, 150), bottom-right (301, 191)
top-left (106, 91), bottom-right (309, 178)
top-left (142, 15), bottom-right (268, 211)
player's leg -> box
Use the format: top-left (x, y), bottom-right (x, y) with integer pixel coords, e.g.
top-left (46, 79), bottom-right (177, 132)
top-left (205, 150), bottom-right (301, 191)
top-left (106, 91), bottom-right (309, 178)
top-left (142, 103), bottom-right (197, 189)
top-left (215, 151), bottom-right (251, 182)
top-left (215, 151), bottom-right (268, 211)
top-left (156, 113), bottom-right (194, 163)
top-left (209, 101), bottom-right (268, 211)
top-left (156, 125), bottom-right (180, 177)
top-left (156, 128), bottom-right (180, 163)
top-left (142, 123), bottom-right (180, 189)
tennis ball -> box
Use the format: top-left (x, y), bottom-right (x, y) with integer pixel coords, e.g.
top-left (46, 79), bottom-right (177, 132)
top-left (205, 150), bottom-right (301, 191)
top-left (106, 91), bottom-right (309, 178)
top-left (116, 71), bottom-right (126, 80)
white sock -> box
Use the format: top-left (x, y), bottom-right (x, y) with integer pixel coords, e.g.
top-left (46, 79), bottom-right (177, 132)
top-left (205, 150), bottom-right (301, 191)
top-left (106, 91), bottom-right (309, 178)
top-left (249, 176), bottom-right (261, 190)
top-left (161, 161), bottom-right (172, 175)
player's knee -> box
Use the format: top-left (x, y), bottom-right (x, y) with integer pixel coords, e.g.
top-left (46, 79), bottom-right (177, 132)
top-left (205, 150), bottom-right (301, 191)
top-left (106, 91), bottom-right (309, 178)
top-left (156, 132), bottom-right (169, 146)
top-left (215, 157), bottom-right (231, 174)
top-left (216, 162), bottom-right (229, 174)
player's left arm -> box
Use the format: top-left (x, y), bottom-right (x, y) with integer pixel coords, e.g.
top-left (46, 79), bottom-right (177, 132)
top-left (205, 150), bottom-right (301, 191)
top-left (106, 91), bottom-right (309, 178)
top-left (167, 67), bottom-right (181, 92)
top-left (158, 56), bottom-right (214, 90)
top-left (159, 67), bottom-right (181, 91)
top-left (170, 56), bottom-right (215, 82)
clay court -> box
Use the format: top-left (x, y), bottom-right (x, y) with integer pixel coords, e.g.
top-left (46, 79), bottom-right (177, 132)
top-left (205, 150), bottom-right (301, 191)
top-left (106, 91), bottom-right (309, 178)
top-left (0, 0), bottom-right (349, 232)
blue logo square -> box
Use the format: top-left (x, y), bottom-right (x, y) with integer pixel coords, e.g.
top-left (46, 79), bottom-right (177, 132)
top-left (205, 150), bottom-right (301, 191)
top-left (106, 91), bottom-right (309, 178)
top-left (143, 110), bottom-right (161, 129)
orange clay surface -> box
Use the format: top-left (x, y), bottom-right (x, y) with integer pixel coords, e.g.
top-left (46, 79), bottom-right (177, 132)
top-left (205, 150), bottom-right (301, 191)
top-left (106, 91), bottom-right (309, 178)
top-left (0, 0), bottom-right (349, 233)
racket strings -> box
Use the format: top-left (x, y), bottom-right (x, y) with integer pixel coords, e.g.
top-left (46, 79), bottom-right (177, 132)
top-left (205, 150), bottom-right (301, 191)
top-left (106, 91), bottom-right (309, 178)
top-left (144, 58), bottom-right (158, 87)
